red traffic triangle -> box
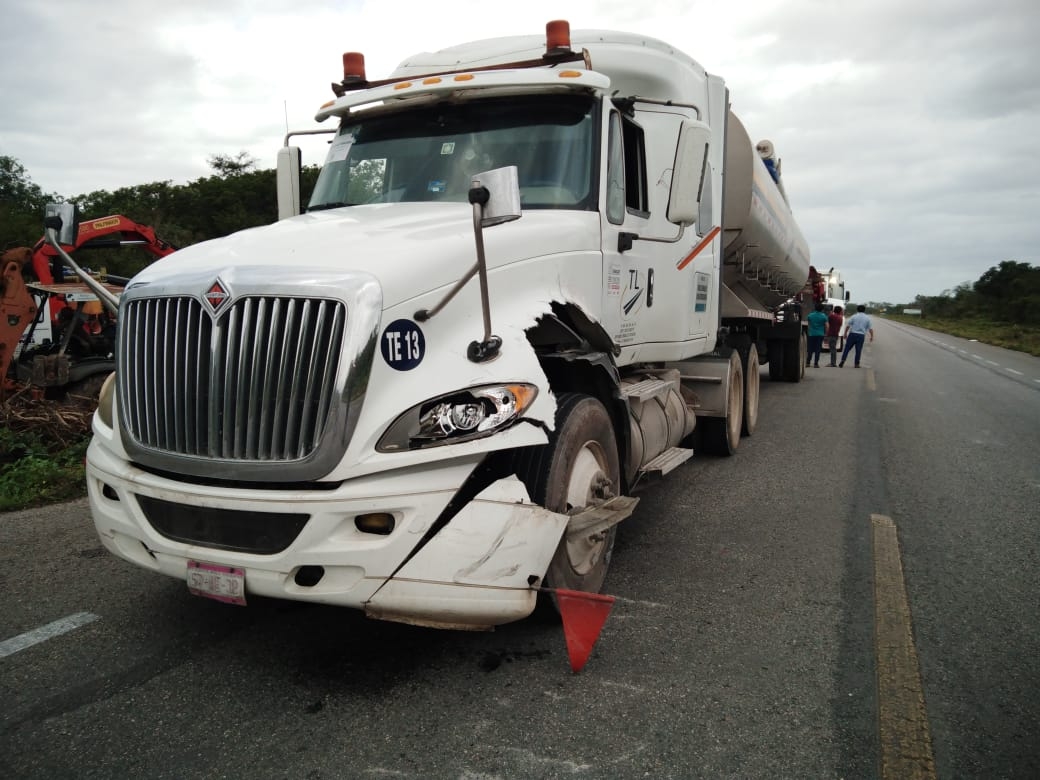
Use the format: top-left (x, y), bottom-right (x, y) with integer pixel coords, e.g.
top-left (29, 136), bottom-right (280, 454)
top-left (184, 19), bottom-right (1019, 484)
top-left (554, 588), bottom-right (615, 673)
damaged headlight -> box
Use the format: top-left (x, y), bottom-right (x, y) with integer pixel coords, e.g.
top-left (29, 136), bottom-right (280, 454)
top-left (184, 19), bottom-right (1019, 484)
top-left (377, 383), bottom-right (538, 452)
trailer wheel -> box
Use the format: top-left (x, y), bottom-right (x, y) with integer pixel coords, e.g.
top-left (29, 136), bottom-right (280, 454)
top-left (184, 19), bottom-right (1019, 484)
top-left (700, 352), bottom-right (744, 456)
top-left (767, 341), bottom-right (784, 382)
top-left (513, 393), bottom-right (620, 597)
top-left (741, 346), bottom-right (760, 437)
top-left (781, 333), bottom-right (806, 382)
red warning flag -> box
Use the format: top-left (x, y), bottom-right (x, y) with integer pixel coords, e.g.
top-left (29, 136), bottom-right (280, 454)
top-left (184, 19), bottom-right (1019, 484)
top-left (554, 588), bottom-right (616, 673)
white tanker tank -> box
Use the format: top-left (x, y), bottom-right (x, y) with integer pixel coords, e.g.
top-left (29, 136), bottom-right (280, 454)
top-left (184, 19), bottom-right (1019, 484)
top-left (721, 111), bottom-right (811, 313)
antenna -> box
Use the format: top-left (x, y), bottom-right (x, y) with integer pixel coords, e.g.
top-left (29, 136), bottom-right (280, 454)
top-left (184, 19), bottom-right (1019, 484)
top-left (283, 100), bottom-right (289, 134)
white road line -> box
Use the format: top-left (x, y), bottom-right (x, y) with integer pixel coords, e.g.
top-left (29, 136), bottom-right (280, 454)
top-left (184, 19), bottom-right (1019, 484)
top-left (0, 612), bottom-right (99, 659)
top-left (971, 354), bottom-right (983, 359)
top-left (986, 360), bottom-right (999, 366)
top-left (1007, 368), bottom-right (1024, 376)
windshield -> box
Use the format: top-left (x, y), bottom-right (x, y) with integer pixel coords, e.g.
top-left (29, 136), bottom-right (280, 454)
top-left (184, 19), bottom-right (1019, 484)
top-left (307, 94), bottom-right (598, 211)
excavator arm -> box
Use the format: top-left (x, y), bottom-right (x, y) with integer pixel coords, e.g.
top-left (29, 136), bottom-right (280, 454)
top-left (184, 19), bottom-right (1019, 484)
top-left (30, 214), bottom-right (176, 285)
top-left (5, 213), bottom-right (176, 395)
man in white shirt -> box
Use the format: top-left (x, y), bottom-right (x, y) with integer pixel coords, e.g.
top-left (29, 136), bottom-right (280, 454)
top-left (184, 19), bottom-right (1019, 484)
top-left (839, 305), bottom-right (874, 368)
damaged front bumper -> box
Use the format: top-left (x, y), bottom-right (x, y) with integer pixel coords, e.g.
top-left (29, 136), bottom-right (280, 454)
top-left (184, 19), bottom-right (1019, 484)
top-left (86, 439), bottom-right (569, 629)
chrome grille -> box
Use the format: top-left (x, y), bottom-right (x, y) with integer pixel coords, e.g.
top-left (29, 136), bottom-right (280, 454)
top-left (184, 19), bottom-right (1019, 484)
top-left (119, 295), bottom-right (346, 462)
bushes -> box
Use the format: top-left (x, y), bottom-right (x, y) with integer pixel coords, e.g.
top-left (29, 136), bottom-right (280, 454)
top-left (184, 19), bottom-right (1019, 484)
top-left (0, 427), bottom-right (89, 511)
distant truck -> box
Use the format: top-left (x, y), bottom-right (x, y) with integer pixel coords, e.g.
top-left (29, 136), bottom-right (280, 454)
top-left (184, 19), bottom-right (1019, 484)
top-left (815, 268), bottom-right (850, 350)
top-left (82, 21), bottom-right (816, 629)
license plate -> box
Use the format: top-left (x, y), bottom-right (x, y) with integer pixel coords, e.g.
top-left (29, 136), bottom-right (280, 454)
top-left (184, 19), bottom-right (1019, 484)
top-left (187, 560), bottom-right (246, 605)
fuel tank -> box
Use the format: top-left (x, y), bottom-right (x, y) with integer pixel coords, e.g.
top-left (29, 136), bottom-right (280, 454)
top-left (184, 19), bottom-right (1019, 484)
top-left (721, 111), bottom-right (811, 310)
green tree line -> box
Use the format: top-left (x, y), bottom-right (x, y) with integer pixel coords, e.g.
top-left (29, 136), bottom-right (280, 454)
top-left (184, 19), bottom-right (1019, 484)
top-left (1, 153), bottom-right (318, 279)
top-left (908, 262), bottom-right (1040, 326)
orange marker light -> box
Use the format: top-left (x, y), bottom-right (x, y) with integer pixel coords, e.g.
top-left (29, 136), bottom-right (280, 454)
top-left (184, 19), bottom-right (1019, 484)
top-left (393, 81), bottom-right (413, 90)
top-left (558, 70), bottom-right (582, 78)
top-left (422, 77), bottom-right (442, 85)
top-left (454, 74), bottom-right (475, 82)
top-left (342, 52), bottom-right (366, 82)
top-left (546, 19), bottom-right (571, 53)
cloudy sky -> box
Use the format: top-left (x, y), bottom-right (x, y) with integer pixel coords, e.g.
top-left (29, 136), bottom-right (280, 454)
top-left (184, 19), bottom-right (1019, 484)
top-left (3, 0), bottom-right (1037, 304)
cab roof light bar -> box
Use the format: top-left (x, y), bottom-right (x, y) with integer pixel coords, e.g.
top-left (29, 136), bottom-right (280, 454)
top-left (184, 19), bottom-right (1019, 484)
top-left (330, 19), bottom-right (590, 97)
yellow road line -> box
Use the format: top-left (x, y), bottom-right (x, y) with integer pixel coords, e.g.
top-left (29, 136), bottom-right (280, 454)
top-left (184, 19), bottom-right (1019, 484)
top-left (872, 513), bottom-right (937, 779)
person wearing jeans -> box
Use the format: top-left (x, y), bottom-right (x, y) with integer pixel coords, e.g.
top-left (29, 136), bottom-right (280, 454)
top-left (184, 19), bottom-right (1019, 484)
top-left (839, 304), bottom-right (874, 367)
top-left (806, 303), bottom-right (828, 368)
top-left (826, 305), bottom-right (844, 366)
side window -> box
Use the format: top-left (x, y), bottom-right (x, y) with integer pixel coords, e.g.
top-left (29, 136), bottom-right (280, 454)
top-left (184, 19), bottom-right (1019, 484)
top-left (606, 112), bottom-right (626, 224)
top-left (622, 116), bottom-right (649, 217)
top-left (698, 169), bottom-right (713, 238)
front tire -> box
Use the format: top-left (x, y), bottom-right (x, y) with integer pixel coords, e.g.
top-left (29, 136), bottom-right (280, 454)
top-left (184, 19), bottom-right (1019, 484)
top-left (514, 394), bottom-right (621, 595)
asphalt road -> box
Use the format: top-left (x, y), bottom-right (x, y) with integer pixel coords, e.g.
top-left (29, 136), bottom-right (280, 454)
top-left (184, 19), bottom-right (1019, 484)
top-left (1, 318), bottom-right (1037, 779)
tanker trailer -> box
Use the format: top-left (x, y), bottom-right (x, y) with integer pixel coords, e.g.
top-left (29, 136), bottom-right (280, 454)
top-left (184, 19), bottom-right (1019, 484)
top-left (719, 110), bottom-right (812, 383)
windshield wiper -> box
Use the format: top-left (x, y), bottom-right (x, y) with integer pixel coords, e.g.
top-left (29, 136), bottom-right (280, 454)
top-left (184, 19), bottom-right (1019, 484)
top-left (307, 202), bottom-right (353, 212)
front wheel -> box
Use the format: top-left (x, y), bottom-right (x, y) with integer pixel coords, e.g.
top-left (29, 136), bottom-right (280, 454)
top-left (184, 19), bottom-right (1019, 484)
top-left (513, 393), bottom-right (621, 595)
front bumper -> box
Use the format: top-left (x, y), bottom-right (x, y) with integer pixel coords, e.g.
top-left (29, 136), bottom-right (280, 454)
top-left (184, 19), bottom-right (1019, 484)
top-left (86, 439), bottom-right (568, 628)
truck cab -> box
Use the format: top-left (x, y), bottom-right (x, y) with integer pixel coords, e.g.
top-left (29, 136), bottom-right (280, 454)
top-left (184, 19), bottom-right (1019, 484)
top-left (84, 22), bottom-right (810, 630)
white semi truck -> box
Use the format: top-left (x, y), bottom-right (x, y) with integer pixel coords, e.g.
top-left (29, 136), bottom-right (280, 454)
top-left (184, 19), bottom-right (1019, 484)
top-left (83, 21), bottom-right (812, 629)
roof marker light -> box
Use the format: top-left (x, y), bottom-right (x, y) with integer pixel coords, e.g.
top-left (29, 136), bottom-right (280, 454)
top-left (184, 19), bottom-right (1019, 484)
top-left (546, 20), bottom-right (572, 56)
top-left (558, 70), bottom-right (582, 78)
top-left (422, 77), bottom-right (442, 85)
top-left (454, 74), bottom-right (474, 82)
top-left (393, 81), bottom-right (413, 90)
top-left (342, 52), bottom-right (366, 83)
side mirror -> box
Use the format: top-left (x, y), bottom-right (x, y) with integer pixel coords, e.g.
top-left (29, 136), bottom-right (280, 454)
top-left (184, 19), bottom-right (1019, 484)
top-left (667, 120), bottom-right (711, 226)
top-left (470, 166), bottom-right (521, 227)
top-left (44, 202), bottom-right (79, 245)
top-left (276, 146), bottom-right (302, 220)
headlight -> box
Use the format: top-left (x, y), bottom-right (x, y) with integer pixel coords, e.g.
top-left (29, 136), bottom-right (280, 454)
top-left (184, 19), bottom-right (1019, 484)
top-left (377, 383), bottom-right (538, 452)
top-left (97, 372), bottom-right (116, 428)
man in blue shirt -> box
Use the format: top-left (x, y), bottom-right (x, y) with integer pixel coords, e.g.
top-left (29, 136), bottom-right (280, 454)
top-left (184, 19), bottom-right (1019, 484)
top-left (806, 303), bottom-right (829, 368)
top-left (839, 305), bottom-right (874, 367)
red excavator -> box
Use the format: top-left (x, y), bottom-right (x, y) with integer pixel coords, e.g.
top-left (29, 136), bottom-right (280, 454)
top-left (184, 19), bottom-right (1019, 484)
top-left (1, 214), bottom-right (176, 399)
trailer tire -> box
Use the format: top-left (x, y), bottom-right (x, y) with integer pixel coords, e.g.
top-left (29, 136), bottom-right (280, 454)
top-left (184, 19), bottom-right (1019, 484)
top-left (767, 341), bottom-right (784, 382)
top-left (741, 346), bottom-right (760, 437)
top-left (781, 333), bottom-right (806, 382)
top-left (700, 352), bottom-right (744, 456)
top-left (513, 393), bottom-right (620, 599)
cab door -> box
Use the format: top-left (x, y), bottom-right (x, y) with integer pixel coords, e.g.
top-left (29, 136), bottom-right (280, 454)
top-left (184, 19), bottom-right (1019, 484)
top-left (600, 104), bottom-right (714, 361)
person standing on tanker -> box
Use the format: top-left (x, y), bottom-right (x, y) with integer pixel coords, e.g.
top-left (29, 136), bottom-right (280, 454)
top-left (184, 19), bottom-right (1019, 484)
top-left (826, 305), bottom-right (844, 366)
top-left (839, 305), bottom-right (874, 367)
top-left (806, 302), bottom-right (829, 368)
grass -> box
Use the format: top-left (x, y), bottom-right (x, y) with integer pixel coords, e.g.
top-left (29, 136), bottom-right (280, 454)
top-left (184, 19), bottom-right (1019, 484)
top-left (0, 428), bottom-right (90, 511)
top-left (881, 314), bottom-right (1040, 357)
